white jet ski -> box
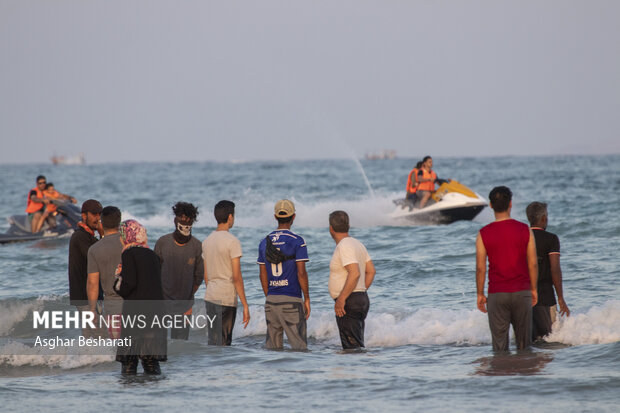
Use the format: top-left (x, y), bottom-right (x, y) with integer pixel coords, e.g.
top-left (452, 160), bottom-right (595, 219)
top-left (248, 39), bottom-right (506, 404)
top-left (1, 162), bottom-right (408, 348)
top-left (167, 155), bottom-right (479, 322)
top-left (391, 180), bottom-right (487, 224)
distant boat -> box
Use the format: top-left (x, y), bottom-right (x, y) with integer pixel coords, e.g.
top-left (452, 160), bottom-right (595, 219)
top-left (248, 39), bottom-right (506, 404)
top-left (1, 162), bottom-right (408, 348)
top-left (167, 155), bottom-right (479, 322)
top-left (365, 149), bottom-right (396, 160)
top-left (51, 153), bottom-right (85, 165)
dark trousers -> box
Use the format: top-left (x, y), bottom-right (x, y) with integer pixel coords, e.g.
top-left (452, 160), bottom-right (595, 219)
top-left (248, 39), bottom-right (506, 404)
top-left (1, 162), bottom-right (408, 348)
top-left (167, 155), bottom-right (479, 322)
top-left (487, 291), bottom-right (532, 351)
top-left (532, 305), bottom-right (553, 341)
top-left (121, 355), bottom-right (161, 375)
top-left (205, 301), bottom-right (237, 346)
top-left (170, 324), bottom-right (190, 340)
top-left (335, 292), bottom-right (370, 350)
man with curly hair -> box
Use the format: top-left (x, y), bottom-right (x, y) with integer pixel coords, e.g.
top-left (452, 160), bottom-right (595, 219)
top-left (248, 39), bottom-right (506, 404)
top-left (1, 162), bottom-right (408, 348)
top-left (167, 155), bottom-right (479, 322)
top-left (154, 202), bottom-right (204, 340)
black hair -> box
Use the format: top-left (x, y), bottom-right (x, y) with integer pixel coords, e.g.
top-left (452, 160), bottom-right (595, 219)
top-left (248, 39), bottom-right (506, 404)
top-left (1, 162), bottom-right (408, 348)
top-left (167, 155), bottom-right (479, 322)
top-left (526, 202), bottom-right (547, 226)
top-left (101, 206), bottom-right (122, 229)
top-left (329, 210), bottom-right (350, 233)
top-left (172, 202), bottom-right (199, 222)
top-left (489, 186), bottom-right (512, 213)
top-left (276, 215), bottom-right (293, 224)
top-left (36, 175), bottom-right (46, 183)
top-left (214, 200), bottom-right (235, 224)
top-left (416, 161), bottom-right (423, 169)
top-left (422, 156), bottom-right (432, 163)
top-left (45, 182), bottom-right (54, 189)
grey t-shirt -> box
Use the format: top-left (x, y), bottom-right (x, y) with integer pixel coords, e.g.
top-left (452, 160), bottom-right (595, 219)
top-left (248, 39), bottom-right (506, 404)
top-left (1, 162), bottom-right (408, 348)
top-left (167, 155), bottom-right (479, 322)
top-left (87, 232), bottom-right (123, 314)
top-left (154, 233), bottom-right (204, 302)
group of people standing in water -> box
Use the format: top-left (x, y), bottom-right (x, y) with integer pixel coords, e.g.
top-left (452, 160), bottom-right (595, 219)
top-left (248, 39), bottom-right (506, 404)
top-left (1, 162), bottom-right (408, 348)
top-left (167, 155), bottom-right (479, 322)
top-left (66, 194), bottom-right (374, 375)
top-left (27, 169), bottom-right (570, 375)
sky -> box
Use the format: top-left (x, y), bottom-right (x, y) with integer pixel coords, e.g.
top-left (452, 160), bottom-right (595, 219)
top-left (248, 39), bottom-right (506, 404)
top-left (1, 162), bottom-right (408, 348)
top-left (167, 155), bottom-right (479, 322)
top-left (1, 1), bottom-right (619, 164)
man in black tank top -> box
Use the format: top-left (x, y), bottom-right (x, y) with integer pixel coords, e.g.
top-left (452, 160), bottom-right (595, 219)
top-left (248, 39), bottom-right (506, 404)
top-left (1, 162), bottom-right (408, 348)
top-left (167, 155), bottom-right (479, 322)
top-left (526, 202), bottom-right (571, 341)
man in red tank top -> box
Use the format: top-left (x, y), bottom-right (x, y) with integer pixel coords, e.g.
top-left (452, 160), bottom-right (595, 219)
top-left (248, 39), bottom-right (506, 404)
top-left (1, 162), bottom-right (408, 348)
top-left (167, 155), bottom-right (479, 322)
top-left (476, 186), bottom-right (538, 351)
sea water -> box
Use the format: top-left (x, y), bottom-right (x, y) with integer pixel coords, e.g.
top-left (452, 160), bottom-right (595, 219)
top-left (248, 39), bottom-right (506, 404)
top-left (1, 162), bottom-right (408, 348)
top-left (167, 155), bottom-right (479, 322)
top-left (0, 156), bottom-right (618, 411)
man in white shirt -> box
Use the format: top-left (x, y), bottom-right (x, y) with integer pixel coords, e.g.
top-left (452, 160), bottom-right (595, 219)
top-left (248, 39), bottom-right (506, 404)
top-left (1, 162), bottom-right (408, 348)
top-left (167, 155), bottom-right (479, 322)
top-left (202, 200), bottom-right (250, 345)
top-left (328, 210), bottom-right (376, 349)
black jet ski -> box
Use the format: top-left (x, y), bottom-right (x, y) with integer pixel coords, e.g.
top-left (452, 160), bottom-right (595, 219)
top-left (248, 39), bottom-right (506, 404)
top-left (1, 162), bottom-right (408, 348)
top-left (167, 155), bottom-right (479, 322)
top-left (0, 200), bottom-right (82, 244)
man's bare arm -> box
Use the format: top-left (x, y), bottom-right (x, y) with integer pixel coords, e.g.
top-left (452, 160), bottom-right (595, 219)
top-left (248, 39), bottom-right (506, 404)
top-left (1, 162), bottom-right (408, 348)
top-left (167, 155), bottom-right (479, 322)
top-left (527, 229), bottom-right (539, 307)
top-left (364, 260), bottom-right (376, 289)
top-left (87, 272), bottom-right (100, 312)
top-left (550, 254), bottom-right (570, 316)
top-left (335, 263), bottom-right (360, 317)
top-left (259, 264), bottom-right (269, 296)
top-left (231, 257), bottom-right (250, 328)
top-left (475, 233), bottom-right (488, 313)
top-left (296, 261), bottom-right (310, 319)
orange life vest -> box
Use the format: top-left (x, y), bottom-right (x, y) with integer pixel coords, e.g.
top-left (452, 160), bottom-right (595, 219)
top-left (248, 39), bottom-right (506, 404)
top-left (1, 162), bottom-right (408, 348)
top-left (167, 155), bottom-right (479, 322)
top-left (406, 168), bottom-right (419, 194)
top-left (417, 169), bottom-right (437, 192)
top-left (26, 187), bottom-right (44, 213)
top-left (44, 190), bottom-right (60, 213)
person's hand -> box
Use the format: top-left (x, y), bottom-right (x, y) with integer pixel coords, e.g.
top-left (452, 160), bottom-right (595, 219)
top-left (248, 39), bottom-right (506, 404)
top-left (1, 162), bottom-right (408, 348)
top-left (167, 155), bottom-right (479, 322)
top-left (113, 275), bottom-right (122, 292)
top-left (70, 197), bottom-right (77, 204)
top-left (242, 305), bottom-right (250, 328)
top-left (304, 298), bottom-right (311, 320)
top-left (531, 289), bottom-right (538, 307)
top-left (558, 298), bottom-right (570, 317)
top-left (477, 293), bottom-right (487, 313)
top-left (335, 297), bottom-right (346, 317)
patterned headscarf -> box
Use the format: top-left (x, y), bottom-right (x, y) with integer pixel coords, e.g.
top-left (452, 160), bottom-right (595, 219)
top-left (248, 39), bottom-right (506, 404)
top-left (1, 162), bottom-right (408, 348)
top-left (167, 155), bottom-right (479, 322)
top-left (119, 219), bottom-right (148, 251)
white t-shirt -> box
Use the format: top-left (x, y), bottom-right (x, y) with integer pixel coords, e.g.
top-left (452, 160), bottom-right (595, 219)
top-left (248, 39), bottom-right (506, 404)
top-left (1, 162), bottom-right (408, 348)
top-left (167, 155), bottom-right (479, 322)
top-left (328, 237), bottom-right (371, 299)
top-left (202, 230), bottom-right (243, 307)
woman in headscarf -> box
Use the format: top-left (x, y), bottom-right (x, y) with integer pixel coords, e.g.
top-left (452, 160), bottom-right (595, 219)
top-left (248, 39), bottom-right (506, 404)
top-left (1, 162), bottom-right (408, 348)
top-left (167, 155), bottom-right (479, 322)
top-left (114, 219), bottom-right (167, 374)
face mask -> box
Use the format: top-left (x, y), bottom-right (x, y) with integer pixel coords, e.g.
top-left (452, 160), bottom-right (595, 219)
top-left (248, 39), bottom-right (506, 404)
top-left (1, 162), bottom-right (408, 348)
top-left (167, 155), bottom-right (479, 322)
top-left (176, 222), bottom-right (192, 236)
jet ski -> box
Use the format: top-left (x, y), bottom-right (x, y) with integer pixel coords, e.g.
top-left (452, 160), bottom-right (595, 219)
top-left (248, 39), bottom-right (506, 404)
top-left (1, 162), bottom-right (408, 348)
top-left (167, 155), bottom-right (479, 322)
top-left (391, 180), bottom-right (487, 224)
top-left (0, 200), bottom-right (82, 244)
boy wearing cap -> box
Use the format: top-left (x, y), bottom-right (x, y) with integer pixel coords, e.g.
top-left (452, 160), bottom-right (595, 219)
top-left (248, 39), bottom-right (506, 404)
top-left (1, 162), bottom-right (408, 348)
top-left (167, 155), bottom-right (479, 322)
top-left (68, 199), bottom-right (103, 337)
top-left (257, 199), bottom-right (310, 350)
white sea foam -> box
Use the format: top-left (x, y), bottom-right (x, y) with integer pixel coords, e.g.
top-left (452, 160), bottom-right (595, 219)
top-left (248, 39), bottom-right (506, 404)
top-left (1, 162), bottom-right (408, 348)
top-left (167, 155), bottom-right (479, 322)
top-left (236, 301), bottom-right (620, 348)
top-left (1, 302), bottom-right (618, 368)
top-left (234, 305), bottom-right (491, 346)
top-left (0, 299), bottom-right (45, 336)
top-left (0, 342), bottom-right (114, 368)
top-left (121, 210), bottom-right (171, 228)
top-left (121, 190), bottom-right (412, 230)
top-left (236, 193), bottom-right (400, 228)
top-left (546, 300), bottom-right (620, 345)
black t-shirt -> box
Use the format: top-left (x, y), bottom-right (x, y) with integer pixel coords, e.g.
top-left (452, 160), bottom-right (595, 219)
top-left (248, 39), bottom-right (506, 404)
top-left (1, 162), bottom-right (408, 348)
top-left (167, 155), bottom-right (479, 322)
top-left (68, 227), bottom-right (98, 304)
top-left (532, 228), bottom-right (560, 306)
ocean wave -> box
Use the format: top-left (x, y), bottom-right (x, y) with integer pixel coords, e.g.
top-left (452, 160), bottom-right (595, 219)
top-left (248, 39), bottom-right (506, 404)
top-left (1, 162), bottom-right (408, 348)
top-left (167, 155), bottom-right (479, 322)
top-left (546, 300), bottom-right (620, 345)
top-left (0, 342), bottom-right (114, 368)
top-left (238, 301), bottom-right (620, 348)
top-left (121, 192), bottom-right (406, 230)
